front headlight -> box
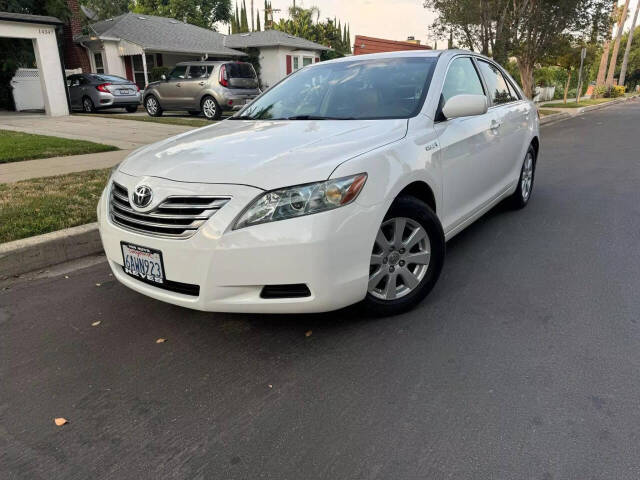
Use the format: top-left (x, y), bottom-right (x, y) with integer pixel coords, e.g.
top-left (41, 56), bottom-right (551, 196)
top-left (233, 173), bottom-right (367, 230)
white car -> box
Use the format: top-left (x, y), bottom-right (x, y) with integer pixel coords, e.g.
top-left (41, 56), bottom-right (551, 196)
top-left (98, 50), bottom-right (539, 315)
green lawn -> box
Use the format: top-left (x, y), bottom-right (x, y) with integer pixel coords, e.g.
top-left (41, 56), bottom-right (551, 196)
top-left (0, 169), bottom-right (109, 243)
top-left (537, 109), bottom-right (559, 117)
top-left (0, 130), bottom-right (118, 164)
top-left (540, 98), bottom-right (617, 109)
top-left (84, 113), bottom-right (217, 128)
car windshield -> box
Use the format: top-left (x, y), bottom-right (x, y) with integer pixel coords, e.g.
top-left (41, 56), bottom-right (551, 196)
top-left (87, 74), bottom-right (128, 83)
top-left (232, 57), bottom-right (437, 120)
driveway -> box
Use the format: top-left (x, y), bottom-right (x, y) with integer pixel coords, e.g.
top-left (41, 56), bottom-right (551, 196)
top-left (2, 101), bottom-right (640, 479)
top-left (0, 112), bottom-right (192, 150)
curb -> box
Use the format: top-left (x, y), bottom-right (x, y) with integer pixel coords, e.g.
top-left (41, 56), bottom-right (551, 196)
top-left (0, 223), bottom-right (102, 279)
top-left (540, 95), bottom-right (638, 127)
top-left (539, 112), bottom-right (571, 126)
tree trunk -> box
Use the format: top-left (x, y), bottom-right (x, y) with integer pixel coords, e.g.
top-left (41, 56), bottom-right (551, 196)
top-left (597, 1), bottom-right (619, 85)
top-left (564, 70), bottom-right (572, 104)
top-left (619, 2), bottom-right (640, 86)
top-left (517, 58), bottom-right (535, 99)
top-left (606, 0), bottom-right (631, 86)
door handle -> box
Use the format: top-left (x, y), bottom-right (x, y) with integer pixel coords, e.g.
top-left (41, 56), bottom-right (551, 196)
top-left (490, 120), bottom-right (502, 131)
top-left (176, 83), bottom-right (182, 87)
top-left (198, 81), bottom-right (205, 86)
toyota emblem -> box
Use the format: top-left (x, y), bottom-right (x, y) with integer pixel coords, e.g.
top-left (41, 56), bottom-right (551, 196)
top-left (133, 185), bottom-right (153, 208)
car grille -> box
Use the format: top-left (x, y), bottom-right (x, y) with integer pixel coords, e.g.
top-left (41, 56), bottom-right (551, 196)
top-left (109, 182), bottom-right (230, 239)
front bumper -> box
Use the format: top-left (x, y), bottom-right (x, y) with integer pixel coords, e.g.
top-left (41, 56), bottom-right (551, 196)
top-left (98, 172), bottom-right (380, 313)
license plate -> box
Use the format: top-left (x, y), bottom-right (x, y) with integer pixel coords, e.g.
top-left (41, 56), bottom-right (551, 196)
top-left (121, 242), bottom-right (164, 284)
top-left (119, 89), bottom-right (132, 95)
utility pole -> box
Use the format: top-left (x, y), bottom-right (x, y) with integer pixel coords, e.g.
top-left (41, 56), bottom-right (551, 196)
top-left (619, 0), bottom-right (640, 86)
top-left (606, 0), bottom-right (631, 86)
top-left (576, 47), bottom-right (587, 103)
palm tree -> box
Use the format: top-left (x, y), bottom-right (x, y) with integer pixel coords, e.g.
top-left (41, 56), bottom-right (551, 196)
top-left (606, 0), bottom-right (631, 86)
top-left (619, 0), bottom-right (640, 86)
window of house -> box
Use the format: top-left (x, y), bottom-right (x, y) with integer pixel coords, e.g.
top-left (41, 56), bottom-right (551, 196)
top-left (293, 56), bottom-right (299, 70)
top-left (132, 54), bottom-right (156, 88)
top-left (94, 52), bottom-right (104, 74)
top-left (477, 60), bottom-right (518, 105)
top-left (303, 57), bottom-right (313, 67)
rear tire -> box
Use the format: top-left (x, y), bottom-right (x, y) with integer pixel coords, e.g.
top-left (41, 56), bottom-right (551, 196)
top-left (82, 96), bottom-right (95, 113)
top-left (509, 144), bottom-right (537, 209)
top-left (361, 196), bottom-right (445, 316)
top-left (201, 96), bottom-right (221, 120)
top-left (125, 105), bottom-right (138, 113)
top-left (188, 110), bottom-right (201, 116)
top-left (145, 95), bottom-right (163, 117)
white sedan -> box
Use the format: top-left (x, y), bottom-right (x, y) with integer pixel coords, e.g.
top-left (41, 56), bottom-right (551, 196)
top-left (98, 49), bottom-right (539, 315)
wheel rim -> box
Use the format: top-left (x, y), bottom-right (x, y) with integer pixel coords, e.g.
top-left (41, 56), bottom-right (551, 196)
top-left (521, 152), bottom-right (534, 201)
top-left (83, 98), bottom-right (92, 112)
top-left (203, 98), bottom-right (217, 118)
top-left (368, 217), bottom-right (431, 301)
top-left (146, 97), bottom-right (157, 114)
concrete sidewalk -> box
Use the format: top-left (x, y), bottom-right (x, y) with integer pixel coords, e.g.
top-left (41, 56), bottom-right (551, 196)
top-left (0, 113), bottom-right (193, 150)
top-left (0, 113), bottom-right (196, 183)
top-left (0, 149), bottom-right (129, 183)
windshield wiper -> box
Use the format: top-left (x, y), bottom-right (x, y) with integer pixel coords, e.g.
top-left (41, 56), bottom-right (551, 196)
top-left (285, 115), bottom-right (356, 120)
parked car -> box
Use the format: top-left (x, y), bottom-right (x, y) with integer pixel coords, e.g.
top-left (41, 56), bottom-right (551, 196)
top-left (143, 61), bottom-right (261, 120)
top-left (98, 50), bottom-right (539, 316)
top-left (67, 73), bottom-right (141, 113)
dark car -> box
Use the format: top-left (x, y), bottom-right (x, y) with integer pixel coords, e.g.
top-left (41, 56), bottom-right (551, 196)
top-left (67, 73), bottom-right (141, 113)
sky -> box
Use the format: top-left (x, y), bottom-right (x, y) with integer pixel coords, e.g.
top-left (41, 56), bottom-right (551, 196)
top-left (252, 0), bottom-right (438, 47)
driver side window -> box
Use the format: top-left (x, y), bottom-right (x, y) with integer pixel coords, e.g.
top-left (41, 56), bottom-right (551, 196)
top-left (169, 66), bottom-right (187, 80)
top-left (441, 57), bottom-right (485, 104)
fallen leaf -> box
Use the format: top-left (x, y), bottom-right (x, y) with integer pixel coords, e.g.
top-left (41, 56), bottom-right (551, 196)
top-left (95, 283), bottom-right (101, 287)
top-left (156, 338), bottom-right (166, 343)
top-left (305, 330), bottom-right (312, 337)
top-left (64, 275), bottom-right (69, 279)
top-left (268, 384), bottom-right (273, 389)
top-left (91, 321), bottom-right (101, 327)
top-left (54, 417), bottom-right (68, 426)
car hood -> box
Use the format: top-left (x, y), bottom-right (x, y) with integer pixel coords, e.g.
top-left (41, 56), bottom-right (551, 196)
top-left (119, 119), bottom-right (408, 190)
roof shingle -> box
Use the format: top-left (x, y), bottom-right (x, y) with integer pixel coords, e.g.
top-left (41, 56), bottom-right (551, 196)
top-left (225, 30), bottom-right (331, 51)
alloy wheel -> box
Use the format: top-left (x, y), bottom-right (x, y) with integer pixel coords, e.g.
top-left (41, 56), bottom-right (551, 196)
top-left (521, 151), bottom-right (534, 201)
top-left (368, 217), bottom-right (431, 301)
top-left (146, 97), bottom-right (158, 115)
top-left (202, 98), bottom-right (217, 119)
top-left (83, 98), bottom-right (93, 112)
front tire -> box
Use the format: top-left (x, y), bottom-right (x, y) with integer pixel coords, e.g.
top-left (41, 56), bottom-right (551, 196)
top-left (145, 95), bottom-right (163, 117)
top-left (509, 144), bottom-right (536, 209)
top-left (361, 196), bottom-right (445, 316)
top-left (201, 96), bottom-right (221, 120)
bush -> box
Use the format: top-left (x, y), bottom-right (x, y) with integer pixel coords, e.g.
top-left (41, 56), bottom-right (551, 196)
top-left (592, 84), bottom-right (607, 98)
top-left (611, 85), bottom-right (626, 98)
top-left (149, 66), bottom-right (169, 82)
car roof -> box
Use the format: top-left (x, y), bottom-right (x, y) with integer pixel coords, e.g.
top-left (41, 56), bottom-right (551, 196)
top-left (175, 61), bottom-right (248, 66)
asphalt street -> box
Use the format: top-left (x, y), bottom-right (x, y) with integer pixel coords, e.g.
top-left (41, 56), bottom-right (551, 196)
top-left (2, 101), bottom-right (640, 479)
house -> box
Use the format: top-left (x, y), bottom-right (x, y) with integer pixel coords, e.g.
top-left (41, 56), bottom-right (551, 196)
top-left (225, 30), bottom-right (330, 89)
top-left (72, 13), bottom-right (247, 88)
top-left (64, 3), bottom-right (331, 90)
top-left (353, 35), bottom-right (432, 56)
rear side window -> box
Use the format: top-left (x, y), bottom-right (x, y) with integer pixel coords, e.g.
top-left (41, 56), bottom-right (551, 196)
top-left (441, 57), bottom-right (485, 103)
top-left (87, 74), bottom-right (127, 83)
top-left (225, 63), bottom-right (257, 79)
top-left (477, 60), bottom-right (518, 105)
top-left (188, 66), bottom-right (208, 79)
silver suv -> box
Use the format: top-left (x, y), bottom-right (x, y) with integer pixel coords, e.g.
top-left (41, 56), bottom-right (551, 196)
top-left (143, 61), bottom-right (261, 120)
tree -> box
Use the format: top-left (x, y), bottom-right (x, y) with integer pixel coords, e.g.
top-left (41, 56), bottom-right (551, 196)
top-left (606, 0), bottom-right (631, 85)
top-left (134, 0), bottom-right (232, 30)
top-left (425, 0), bottom-right (611, 98)
top-left (80, 0), bottom-right (130, 20)
top-left (596, 1), bottom-right (619, 85)
top-left (619, 1), bottom-right (640, 85)
top-left (256, 9), bottom-right (261, 31)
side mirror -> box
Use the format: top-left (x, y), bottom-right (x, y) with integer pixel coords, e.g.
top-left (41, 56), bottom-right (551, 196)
top-left (442, 94), bottom-right (488, 120)
top-left (161, 74), bottom-right (167, 81)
